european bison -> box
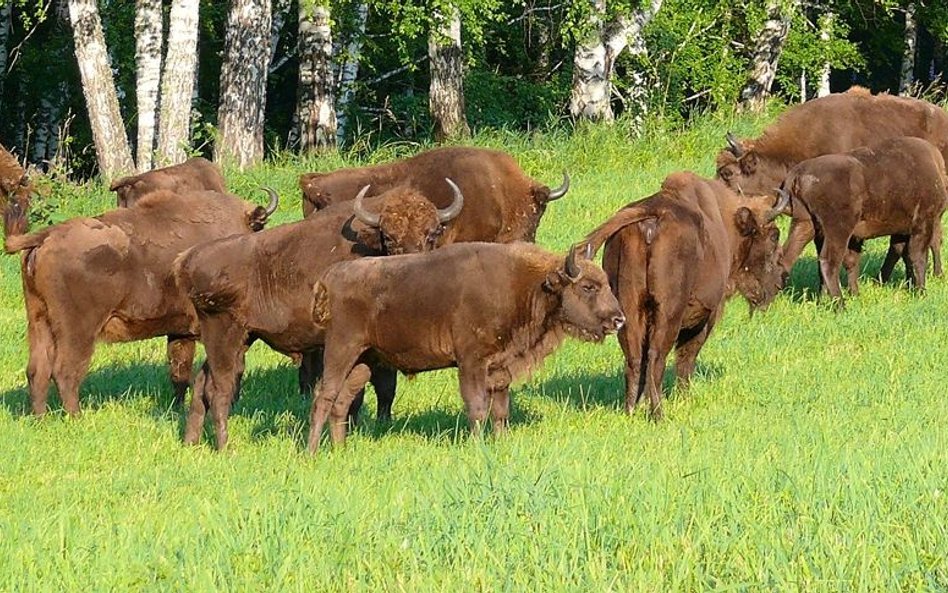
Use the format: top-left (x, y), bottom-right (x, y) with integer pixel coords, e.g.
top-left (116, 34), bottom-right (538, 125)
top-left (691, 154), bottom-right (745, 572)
top-left (4, 188), bottom-right (277, 415)
top-left (584, 173), bottom-right (785, 419)
top-left (775, 136), bottom-right (948, 301)
top-left (715, 87), bottom-right (948, 280)
top-left (110, 157), bottom-right (227, 208)
top-left (296, 242), bottom-right (625, 453)
top-left (175, 183), bottom-right (467, 448)
top-left (0, 145), bottom-right (33, 238)
top-left (299, 146), bottom-right (569, 243)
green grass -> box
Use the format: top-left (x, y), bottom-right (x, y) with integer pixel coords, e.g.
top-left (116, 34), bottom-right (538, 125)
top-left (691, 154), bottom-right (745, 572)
top-left (3, 110), bottom-right (948, 591)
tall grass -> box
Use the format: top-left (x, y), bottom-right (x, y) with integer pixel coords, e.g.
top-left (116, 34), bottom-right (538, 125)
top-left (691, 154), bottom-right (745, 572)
top-left (2, 109), bottom-right (948, 591)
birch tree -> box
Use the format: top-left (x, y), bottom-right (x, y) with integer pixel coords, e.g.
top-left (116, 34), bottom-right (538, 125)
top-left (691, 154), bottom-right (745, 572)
top-left (68, 0), bottom-right (134, 178)
top-left (817, 11), bottom-right (835, 97)
top-left (215, 0), bottom-right (272, 169)
top-left (738, 0), bottom-right (799, 112)
top-left (296, 1), bottom-right (336, 152)
top-left (428, 6), bottom-right (469, 141)
top-left (0, 0), bottom-right (11, 104)
top-left (899, 2), bottom-right (917, 95)
top-left (335, 1), bottom-right (367, 145)
top-left (134, 0), bottom-right (162, 171)
top-left (155, 0), bottom-right (200, 166)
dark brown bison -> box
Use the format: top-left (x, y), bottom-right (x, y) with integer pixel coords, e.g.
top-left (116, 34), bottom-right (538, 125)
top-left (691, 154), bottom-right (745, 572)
top-left (0, 145), bottom-right (33, 238)
top-left (584, 173), bottom-right (785, 419)
top-left (4, 189), bottom-right (277, 415)
top-left (175, 184), bottom-right (468, 448)
top-left (775, 136), bottom-right (948, 301)
top-left (299, 146), bottom-right (569, 243)
top-left (286, 242), bottom-right (623, 453)
top-left (716, 87), bottom-right (948, 280)
top-left (110, 157), bottom-right (227, 208)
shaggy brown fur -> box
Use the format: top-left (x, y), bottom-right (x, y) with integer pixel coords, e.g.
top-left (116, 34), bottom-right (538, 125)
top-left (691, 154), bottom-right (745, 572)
top-left (5, 190), bottom-right (274, 416)
top-left (110, 157), bottom-right (227, 207)
top-left (0, 145), bottom-right (32, 238)
top-left (302, 242), bottom-right (624, 453)
top-left (584, 173), bottom-right (784, 418)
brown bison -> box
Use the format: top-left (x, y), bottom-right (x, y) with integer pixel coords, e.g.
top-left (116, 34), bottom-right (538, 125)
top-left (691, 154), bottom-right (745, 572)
top-left (716, 87), bottom-right (948, 280)
top-left (584, 173), bottom-right (785, 419)
top-left (175, 184), bottom-right (467, 448)
top-left (4, 189), bottom-right (278, 415)
top-left (0, 145), bottom-right (33, 238)
top-left (110, 157), bottom-right (227, 208)
top-left (288, 242), bottom-right (624, 453)
top-left (775, 136), bottom-right (948, 301)
top-left (299, 146), bottom-right (569, 243)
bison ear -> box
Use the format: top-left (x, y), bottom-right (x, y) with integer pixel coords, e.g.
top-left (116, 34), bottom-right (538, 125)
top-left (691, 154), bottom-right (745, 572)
top-left (355, 225), bottom-right (384, 252)
top-left (739, 151), bottom-right (758, 174)
top-left (247, 207), bottom-right (269, 231)
top-left (734, 206), bottom-right (759, 237)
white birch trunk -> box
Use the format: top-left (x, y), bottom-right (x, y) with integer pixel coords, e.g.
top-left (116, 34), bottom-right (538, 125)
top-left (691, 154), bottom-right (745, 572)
top-left (270, 0), bottom-right (291, 66)
top-left (214, 0), bottom-right (272, 169)
top-left (0, 0), bottom-right (11, 103)
top-left (68, 0), bottom-right (135, 179)
top-left (156, 0), bottom-right (200, 166)
top-left (428, 7), bottom-right (469, 141)
top-left (296, 2), bottom-right (336, 152)
top-left (899, 2), bottom-right (917, 95)
top-left (134, 0), bottom-right (163, 171)
top-left (739, 0), bottom-right (797, 112)
top-left (335, 1), bottom-right (367, 146)
top-left (817, 11), bottom-right (834, 97)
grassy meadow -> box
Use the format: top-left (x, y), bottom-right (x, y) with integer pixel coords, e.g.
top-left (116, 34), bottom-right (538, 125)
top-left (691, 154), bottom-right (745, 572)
top-left (2, 111), bottom-right (948, 591)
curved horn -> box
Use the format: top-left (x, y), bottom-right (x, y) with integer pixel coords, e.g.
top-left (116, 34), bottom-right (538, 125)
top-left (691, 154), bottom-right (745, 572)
top-left (352, 184), bottom-right (380, 227)
top-left (437, 178), bottom-right (465, 223)
top-left (564, 243), bottom-right (585, 281)
top-left (259, 187), bottom-right (280, 217)
top-left (547, 171), bottom-right (570, 201)
top-left (766, 187), bottom-right (791, 222)
top-left (726, 132), bottom-right (745, 157)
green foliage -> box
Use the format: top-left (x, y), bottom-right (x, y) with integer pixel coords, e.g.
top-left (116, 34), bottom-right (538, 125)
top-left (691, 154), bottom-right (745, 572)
top-left (777, 8), bottom-right (865, 100)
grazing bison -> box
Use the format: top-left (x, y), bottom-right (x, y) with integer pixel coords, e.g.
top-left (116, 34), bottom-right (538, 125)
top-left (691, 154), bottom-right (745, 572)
top-left (176, 182), bottom-right (467, 448)
top-left (4, 189), bottom-right (277, 415)
top-left (1, 145), bottom-right (33, 238)
top-left (110, 157), bottom-right (227, 207)
top-left (715, 87), bottom-right (948, 279)
top-left (299, 146), bottom-right (569, 243)
top-left (775, 137), bottom-right (948, 301)
top-left (584, 173), bottom-right (785, 419)
top-left (291, 242), bottom-right (624, 453)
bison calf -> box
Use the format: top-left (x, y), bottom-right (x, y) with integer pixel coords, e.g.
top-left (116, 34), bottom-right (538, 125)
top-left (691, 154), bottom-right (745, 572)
top-left (584, 172), bottom-right (785, 418)
top-left (303, 242), bottom-right (625, 453)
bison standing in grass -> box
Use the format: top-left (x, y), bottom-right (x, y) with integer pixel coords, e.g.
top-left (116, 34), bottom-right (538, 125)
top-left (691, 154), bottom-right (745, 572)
top-left (109, 157), bottom-right (227, 208)
top-left (776, 137), bottom-right (948, 301)
top-left (584, 173), bottom-right (785, 419)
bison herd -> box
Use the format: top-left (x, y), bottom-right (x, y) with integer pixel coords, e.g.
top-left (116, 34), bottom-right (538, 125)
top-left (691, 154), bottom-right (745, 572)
top-left (2, 86), bottom-right (946, 452)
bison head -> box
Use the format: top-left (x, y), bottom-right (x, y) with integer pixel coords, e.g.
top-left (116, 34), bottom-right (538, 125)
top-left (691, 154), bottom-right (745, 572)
top-left (352, 179), bottom-right (464, 255)
top-left (729, 190), bottom-right (790, 310)
top-left (716, 132), bottom-right (789, 197)
top-left (246, 187), bottom-right (280, 231)
top-left (547, 243), bottom-right (625, 342)
top-left (2, 172), bottom-right (32, 238)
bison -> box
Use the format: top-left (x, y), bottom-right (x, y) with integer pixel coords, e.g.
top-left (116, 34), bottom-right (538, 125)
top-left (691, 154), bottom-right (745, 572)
top-left (299, 146), bottom-right (569, 243)
top-left (289, 242), bottom-right (624, 453)
top-left (109, 157), bottom-right (227, 208)
top-left (775, 136), bottom-right (948, 301)
top-left (175, 182), bottom-right (467, 448)
top-left (0, 145), bottom-right (33, 238)
top-left (715, 87), bottom-right (948, 280)
top-left (4, 188), bottom-right (278, 415)
top-left (584, 172), bottom-right (785, 419)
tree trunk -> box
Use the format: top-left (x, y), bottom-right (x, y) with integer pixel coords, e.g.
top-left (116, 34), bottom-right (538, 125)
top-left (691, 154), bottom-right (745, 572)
top-left (296, 2), bottom-right (336, 153)
top-left (270, 0), bottom-right (292, 66)
top-left (817, 11), bottom-right (834, 97)
top-left (569, 0), bottom-right (662, 123)
top-left (899, 2), bottom-right (917, 95)
top-left (739, 0), bottom-right (796, 112)
top-left (428, 7), bottom-right (469, 141)
top-left (156, 0), bottom-right (200, 166)
top-left (68, 0), bottom-right (135, 179)
top-left (335, 1), bottom-right (367, 146)
top-left (0, 0), bottom-right (12, 105)
top-left (214, 0), bottom-right (271, 169)
top-left (134, 0), bottom-right (163, 171)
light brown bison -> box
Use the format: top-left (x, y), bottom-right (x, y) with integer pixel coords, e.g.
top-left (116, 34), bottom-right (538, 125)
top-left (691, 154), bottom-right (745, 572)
top-left (299, 146), bottom-right (569, 243)
top-left (4, 189), bottom-right (277, 415)
top-left (289, 242), bottom-right (623, 453)
top-left (716, 87), bottom-right (948, 280)
top-left (0, 145), bottom-right (33, 238)
top-left (584, 173), bottom-right (785, 419)
top-left (775, 136), bottom-right (948, 301)
top-left (110, 157), bottom-right (227, 208)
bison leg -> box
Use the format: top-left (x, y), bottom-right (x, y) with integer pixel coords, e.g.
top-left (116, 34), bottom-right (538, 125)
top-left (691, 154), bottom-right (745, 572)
top-left (298, 347), bottom-right (324, 396)
top-left (184, 362), bottom-right (212, 445)
top-left (616, 320), bottom-right (647, 415)
top-left (167, 336), bottom-right (196, 407)
top-left (932, 225), bottom-right (943, 277)
top-left (457, 360), bottom-right (490, 434)
top-left (488, 386), bottom-right (510, 436)
top-left (779, 214), bottom-right (815, 284)
top-left (328, 364), bottom-right (372, 446)
top-left (307, 343), bottom-right (365, 454)
top-left (844, 238), bottom-right (863, 295)
top-left (369, 365), bottom-right (397, 422)
top-left (817, 236), bottom-right (848, 304)
top-left (25, 312), bottom-right (54, 416)
top-left (880, 236), bottom-right (907, 283)
top-left (906, 230), bottom-right (932, 291)
top-left (674, 308), bottom-right (720, 391)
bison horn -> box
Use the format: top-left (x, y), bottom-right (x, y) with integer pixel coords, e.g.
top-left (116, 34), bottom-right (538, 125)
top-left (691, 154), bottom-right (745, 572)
top-left (260, 187), bottom-right (280, 217)
top-left (352, 184), bottom-right (381, 227)
top-left (564, 242), bottom-right (587, 281)
top-left (437, 178), bottom-right (465, 223)
top-left (726, 132), bottom-right (745, 157)
top-left (766, 188), bottom-right (791, 222)
top-left (547, 171), bottom-right (570, 201)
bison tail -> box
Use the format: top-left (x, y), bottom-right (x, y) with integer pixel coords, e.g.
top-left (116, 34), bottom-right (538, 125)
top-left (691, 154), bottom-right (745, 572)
top-left (311, 281), bottom-right (332, 327)
top-left (583, 208), bottom-right (658, 257)
top-left (4, 228), bottom-right (47, 254)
